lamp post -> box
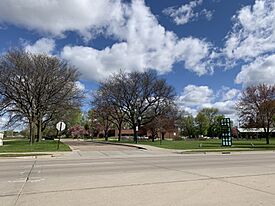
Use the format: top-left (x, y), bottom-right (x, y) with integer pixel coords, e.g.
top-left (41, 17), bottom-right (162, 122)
top-left (134, 116), bottom-right (142, 144)
top-left (92, 118), bottom-right (98, 139)
top-left (134, 108), bottom-right (141, 144)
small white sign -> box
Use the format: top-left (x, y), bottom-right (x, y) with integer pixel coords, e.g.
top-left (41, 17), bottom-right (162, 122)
top-left (0, 133), bottom-right (3, 146)
top-left (56, 122), bottom-right (66, 131)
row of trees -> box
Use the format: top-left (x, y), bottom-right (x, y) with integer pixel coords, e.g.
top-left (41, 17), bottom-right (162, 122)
top-left (88, 72), bottom-right (228, 142)
top-left (69, 82), bottom-right (275, 145)
top-left (0, 50), bottom-right (274, 145)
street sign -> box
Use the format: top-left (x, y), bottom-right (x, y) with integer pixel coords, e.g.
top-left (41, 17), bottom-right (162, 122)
top-left (56, 122), bottom-right (66, 131)
top-left (0, 133), bottom-right (3, 146)
top-left (56, 122), bottom-right (66, 150)
top-left (220, 118), bottom-right (232, 146)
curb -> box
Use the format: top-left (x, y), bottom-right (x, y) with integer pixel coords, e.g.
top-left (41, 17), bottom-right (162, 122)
top-left (0, 153), bottom-right (52, 158)
top-left (90, 140), bottom-right (147, 150)
top-left (178, 149), bottom-right (275, 155)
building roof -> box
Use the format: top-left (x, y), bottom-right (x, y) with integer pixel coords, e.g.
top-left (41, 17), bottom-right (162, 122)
top-left (238, 128), bottom-right (275, 133)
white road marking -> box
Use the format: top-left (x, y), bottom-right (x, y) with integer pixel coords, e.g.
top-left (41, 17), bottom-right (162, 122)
top-left (36, 161), bottom-right (115, 168)
top-left (8, 178), bottom-right (26, 183)
top-left (16, 156), bottom-right (36, 159)
top-left (29, 178), bottom-right (45, 183)
top-left (8, 177), bottom-right (45, 183)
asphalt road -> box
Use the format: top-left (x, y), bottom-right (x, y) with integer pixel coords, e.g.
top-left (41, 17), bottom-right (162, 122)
top-left (1, 149), bottom-right (275, 205)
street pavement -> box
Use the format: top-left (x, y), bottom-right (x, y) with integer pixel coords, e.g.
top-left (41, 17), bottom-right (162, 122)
top-left (1, 141), bottom-right (275, 206)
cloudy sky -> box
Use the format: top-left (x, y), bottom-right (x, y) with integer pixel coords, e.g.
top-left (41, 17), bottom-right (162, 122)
top-left (0, 0), bottom-right (275, 127)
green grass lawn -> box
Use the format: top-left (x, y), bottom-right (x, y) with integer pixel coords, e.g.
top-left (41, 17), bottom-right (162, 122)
top-left (0, 139), bottom-right (71, 153)
top-left (106, 138), bottom-right (275, 151)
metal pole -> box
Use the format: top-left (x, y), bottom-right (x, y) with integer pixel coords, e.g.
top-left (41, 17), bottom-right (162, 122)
top-left (56, 130), bottom-right (59, 150)
top-left (57, 123), bottom-right (61, 150)
top-left (135, 127), bottom-right (137, 144)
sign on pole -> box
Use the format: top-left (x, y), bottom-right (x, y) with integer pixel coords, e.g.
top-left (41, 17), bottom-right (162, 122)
top-left (0, 133), bottom-right (3, 146)
top-left (56, 122), bottom-right (66, 132)
top-left (220, 118), bottom-right (232, 146)
top-left (56, 121), bottom-right (66, 150)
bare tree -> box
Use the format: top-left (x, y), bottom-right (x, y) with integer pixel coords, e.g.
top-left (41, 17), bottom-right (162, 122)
top-left (0, 49), bottom-right (83, 143)
top-left (93, 106), bottom-right (113, 141)
top-left (92, 89), bottom-right (125, 141)
top-left (94, 71), bottom-right (176, 143)
top-left (144, 104), bottom-right (178, 142)
top-left (236, 84), bottom-right (275, 144)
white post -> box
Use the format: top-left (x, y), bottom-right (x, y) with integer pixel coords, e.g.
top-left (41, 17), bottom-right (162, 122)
top-left (0, 133), bottom-right (3, 146)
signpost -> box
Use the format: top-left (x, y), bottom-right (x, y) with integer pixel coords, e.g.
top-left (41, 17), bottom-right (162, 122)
top-left (0, 133), bottom-right (3, 146)
top-left (220, 118), bottom-right (232, 146)
top-left (56, 121), bottom-right (66, 150)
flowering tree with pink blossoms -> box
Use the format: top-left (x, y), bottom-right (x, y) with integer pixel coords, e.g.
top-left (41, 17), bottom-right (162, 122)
top-left (68, 125), bottom-right (88, 139)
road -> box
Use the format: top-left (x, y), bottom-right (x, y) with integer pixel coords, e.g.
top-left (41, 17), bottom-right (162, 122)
top-left (1, 144), bottom-right (275, 205)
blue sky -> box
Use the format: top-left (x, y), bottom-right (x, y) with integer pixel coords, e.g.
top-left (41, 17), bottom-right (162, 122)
top-left (0, 0), bottom-right (275, 126)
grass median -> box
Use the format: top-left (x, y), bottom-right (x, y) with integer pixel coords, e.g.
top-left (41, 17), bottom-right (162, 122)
top-left (106, 138), bottom-right (275, 151)
top-left (0, 139), bottom-right (71, 153)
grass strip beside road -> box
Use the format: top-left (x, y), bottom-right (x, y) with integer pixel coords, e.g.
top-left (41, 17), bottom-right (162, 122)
top-left (106, 138), bottom-right (275, 151)
top-left (0, 153), bottom-right (51, 157)
top-left (0, 139), bottom-right (71, 153)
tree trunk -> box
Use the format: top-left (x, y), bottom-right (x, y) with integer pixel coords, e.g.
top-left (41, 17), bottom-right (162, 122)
top-left (29, 121), bottom-right (34, 145)
top-left (36, 118), bottom-right (42, 142)
top-left (265, 130), bottom-right (270, 145)
top-left (161, 132), bottom-right (165, 140)
top-left (118, 128), bottom-right (122, 142)
top-left (104, 131), bottom-right (108, 141)
top-left (265, 126), bottom-right (270, 145)
top-left (266, 136), bottom-right (270, 144)
top-left (118, 122), bottom-right (122, 142)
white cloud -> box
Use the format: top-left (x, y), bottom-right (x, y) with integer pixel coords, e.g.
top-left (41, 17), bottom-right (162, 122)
top-left (178, 105), bottom-right (198, 116)
top-left (61, 1), bottom-right (214, 81)
top-left (210, 100), bottom-right (238, 125)
top-left (163, 0), bottom-right (213, 25)
top-left (223, 0), bottom-right (275, 88)
top-left (0, 115), bottom-right (8, 130)
top-left (209, 100), bottom-right (236, 115)
top-left (0, 0), bottom-right (215, 81)
top-left (177, 85), bottom-right (239, 123)
top-left (0, 0), bottom-right (125, 40)
top-left (201, 9), bottom-right (213, 21)
top-left (221, 88), bottom-right (240, 101)
top-left (62, 37), bottom-right (213, 81)
top-left (235, 54), bottom-right (275, 86)
top-left (177, 85), bottom-right (214, 107)
top-left (75, 81), bottom-right (85, 91)
top-left (224, 0), bottom-right (275, 60)
top-left (25, 38), bottom-right (55, 54)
